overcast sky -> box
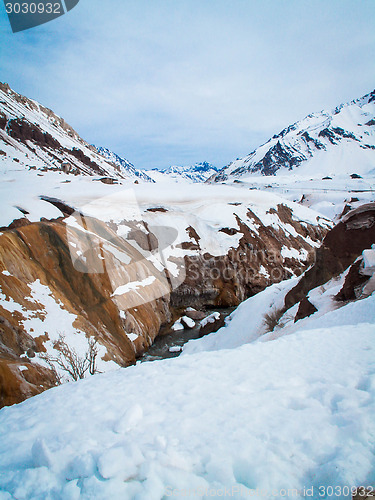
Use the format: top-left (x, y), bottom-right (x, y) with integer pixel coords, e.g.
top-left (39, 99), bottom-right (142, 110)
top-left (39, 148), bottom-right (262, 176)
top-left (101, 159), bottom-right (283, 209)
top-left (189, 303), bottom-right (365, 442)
top-left (1, 0), bottom-right (374, 169)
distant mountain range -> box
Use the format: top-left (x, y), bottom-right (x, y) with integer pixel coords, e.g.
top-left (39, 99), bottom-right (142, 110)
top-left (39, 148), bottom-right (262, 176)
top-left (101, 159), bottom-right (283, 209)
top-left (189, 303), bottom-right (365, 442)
top-left (212, 90), bottom-right (375, 182)
top-left (95, 146), bottom-right (154, 183)
top-left (1, 81), bottom-right (374, 187)
top-left (149, 162), bottom-right (218, 183)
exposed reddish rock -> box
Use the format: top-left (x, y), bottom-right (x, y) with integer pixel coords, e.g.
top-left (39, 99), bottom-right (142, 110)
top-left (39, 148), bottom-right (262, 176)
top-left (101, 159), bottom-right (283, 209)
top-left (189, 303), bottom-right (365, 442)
top-left (0, 200), bottom-right (329, 407)
top-left (219, 227), bottom-right (238, 235)
top-left (335, 259), bottom-right (370, 302)
top-left (7, 118), bottom-right (61, 149)
top-left (285, 203), bottom-right (375, 311)
top-left (184, 309), bottom-right (206, 320)
top-left (186, 226), bottom-right (201, 246)
top-left (69, 148), bottom-right (106, 176)
top-left (96, 177), bottom-right (119, 185)
top-left (0, 359), bottom-right (58, 408)
top-left (0, 218), bottom-right (172, 407)
top-left (172, 204), bottom-right (326, 310)
top-left (294, 297), bottom-right (318, 322)
top-left (199, 314), bottom-right (226, 337)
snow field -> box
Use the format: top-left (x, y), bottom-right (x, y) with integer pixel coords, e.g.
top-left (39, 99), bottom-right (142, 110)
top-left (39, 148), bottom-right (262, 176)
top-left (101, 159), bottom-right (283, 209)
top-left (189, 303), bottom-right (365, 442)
top-left (0, 313), bottom-right (374, 499)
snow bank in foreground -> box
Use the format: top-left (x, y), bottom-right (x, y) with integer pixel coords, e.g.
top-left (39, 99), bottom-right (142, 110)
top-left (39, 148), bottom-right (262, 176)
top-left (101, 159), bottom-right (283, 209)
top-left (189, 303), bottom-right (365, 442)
top-left (183, 277), bottom-right (299, 354)
top-left (0, 318), bottom-right (374, 499)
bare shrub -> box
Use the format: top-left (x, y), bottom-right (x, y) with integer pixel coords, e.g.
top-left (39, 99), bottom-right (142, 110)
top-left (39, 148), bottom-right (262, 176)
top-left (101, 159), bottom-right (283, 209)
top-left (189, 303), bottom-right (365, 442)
top-left (40, 333), bottom-right (100, 382)
top-left (263, 307), bottom-right (287, 332)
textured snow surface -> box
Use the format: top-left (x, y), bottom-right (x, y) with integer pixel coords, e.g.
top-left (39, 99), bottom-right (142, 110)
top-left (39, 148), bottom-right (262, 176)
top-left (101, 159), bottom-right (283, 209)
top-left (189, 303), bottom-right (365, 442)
top-left (0, 168), bottom-right (328, 257)
top-left (0, 296), bottom-right (374, 499)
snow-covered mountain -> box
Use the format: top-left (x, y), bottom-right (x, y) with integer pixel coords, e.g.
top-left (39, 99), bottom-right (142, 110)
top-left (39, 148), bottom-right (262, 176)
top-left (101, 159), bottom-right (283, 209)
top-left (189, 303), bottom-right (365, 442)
top-left (96, 146), bottom-right (154, 183)
top-left (149, 161), bottom-right (218, 183)
top-left (0, 82), bottom-right (147, 183)
top-left (212, 90), bottom-right (375, 182)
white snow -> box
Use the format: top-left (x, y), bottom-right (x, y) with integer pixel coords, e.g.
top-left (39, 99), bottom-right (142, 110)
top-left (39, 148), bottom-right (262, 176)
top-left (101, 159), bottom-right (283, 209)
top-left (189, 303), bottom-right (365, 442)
top-left (171, 320), bottom-right (184, 332)
top-left (169, 346), bottom-right (182, 353)
top-left (0, 310), bottom-right (374, 498)
top-left (181, 315), bottom-right (195, 329)
top-left (0, 279), bottom-right (118, 378)
top-left (199, 311), bottom-right (221, 329)
top-left (185, 280), bottom-right (297, 353)
top-left (0, 83), bottom-right (374, 500)
top-left (126, 333), bottom-right (139, 342)
top-left (112, 276), bottom-right (156, 296)
top-left (362, 245), bottom-right (375, 275)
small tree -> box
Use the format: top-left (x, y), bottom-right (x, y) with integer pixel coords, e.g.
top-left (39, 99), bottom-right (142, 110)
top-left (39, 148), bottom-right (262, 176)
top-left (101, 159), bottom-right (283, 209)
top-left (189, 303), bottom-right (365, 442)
top-left (40, 333), bottom-right (100, 383)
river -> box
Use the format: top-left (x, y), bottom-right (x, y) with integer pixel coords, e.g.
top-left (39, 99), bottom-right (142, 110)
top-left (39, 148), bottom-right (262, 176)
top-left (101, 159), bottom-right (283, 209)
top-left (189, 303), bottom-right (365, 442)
top-left (139, 307), bottom-right (235, 362)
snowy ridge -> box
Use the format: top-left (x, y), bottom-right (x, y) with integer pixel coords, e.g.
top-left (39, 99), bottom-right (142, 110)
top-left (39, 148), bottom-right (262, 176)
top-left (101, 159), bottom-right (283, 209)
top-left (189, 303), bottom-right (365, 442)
top-left (96, 146), bottom-right (154, 183)
top-left (149, 161), bottom-right (218, 183)
top-left (213, 89), bottom-right (375, 181)
top-left (0, 82), bottom-right (147, 182)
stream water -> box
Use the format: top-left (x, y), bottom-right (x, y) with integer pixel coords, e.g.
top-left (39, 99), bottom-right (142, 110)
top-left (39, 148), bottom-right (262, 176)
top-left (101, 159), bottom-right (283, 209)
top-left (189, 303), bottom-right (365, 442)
top-left (139, 307), bottom-right (235, 362)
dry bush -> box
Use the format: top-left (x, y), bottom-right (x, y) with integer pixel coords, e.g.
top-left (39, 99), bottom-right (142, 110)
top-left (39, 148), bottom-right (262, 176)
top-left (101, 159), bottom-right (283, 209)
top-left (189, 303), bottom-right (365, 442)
top-left (40, 333), bottom-right (100, 383)
top-left (263, 307), bottom-right (287, 332)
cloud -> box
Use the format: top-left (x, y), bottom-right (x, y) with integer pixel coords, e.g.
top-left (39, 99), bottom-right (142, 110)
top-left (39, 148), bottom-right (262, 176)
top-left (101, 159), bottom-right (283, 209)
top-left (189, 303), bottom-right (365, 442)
top-left (1, 0), bottom-right (374, 168)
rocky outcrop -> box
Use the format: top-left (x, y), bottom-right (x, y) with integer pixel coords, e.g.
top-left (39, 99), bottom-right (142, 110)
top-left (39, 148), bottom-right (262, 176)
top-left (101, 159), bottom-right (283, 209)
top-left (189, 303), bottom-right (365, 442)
top-left (294, 297), bottom-right (318, 322)
top-left (334, 260), bottom-right (370, 302)
top-left (285, 203), bottom-right (375, 315)
top-left (0, 217), bottom-right (173, 406)
top-left (172, 204), bottom-right (327, 309)
top-left (199, 313), bottom-right (226, 337)
top-left (0, 359), bottom-right (57, 408)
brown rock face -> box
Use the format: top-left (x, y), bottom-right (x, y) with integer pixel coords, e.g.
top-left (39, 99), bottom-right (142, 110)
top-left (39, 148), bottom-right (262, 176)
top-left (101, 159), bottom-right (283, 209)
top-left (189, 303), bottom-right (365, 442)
top-left (285, 203), bottom-right (375, 312)
top-left (0, 218), bottom-right (172, 406)
top-left (334, 260), bottom-right (368, 301)
top-left (184, 309), bottom-right (206, 320)
top-left (0, 359), bottom-right (58, 408)
top-left (172, 204), bottom-right (327, 309)
top-left (294, 297), bottom-right (318, 322)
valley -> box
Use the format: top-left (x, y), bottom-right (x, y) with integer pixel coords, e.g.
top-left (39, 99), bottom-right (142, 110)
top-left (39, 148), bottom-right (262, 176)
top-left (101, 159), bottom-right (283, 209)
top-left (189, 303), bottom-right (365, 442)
top-left (0, 81), bottom-right (374, 498)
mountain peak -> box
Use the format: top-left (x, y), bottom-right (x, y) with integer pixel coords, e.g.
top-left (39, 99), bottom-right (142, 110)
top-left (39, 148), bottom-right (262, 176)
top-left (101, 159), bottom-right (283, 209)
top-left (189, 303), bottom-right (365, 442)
top-left (149, 161), bottom-right (218, 183)
top-left (212, 89), bottom-right (375, 182)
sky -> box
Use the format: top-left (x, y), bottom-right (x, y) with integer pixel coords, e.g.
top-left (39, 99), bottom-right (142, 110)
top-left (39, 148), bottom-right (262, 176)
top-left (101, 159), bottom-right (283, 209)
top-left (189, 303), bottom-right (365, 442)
top-left (0, 0), bottom-right (374, 170)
